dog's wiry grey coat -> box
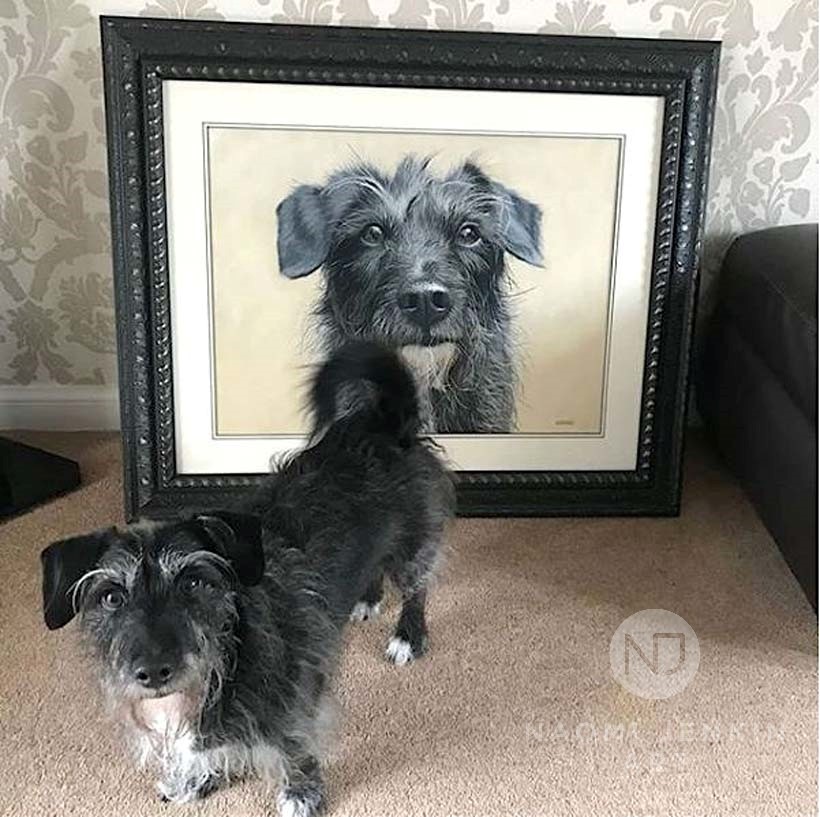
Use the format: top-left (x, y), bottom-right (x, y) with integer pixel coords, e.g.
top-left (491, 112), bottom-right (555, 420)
top-left (41, 342), bottom-right (454, 816)
top-left (276, 155), bottom-right (544, 433)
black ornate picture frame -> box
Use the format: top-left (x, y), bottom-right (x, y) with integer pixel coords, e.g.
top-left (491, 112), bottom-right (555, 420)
top-left (101, 15), bottom-right (719, 520)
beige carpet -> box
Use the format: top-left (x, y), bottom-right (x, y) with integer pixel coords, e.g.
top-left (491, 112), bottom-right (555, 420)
top-left (1, 431), bottom-right (816, 817)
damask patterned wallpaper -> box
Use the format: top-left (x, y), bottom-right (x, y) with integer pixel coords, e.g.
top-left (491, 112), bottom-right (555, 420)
top-left (0, 0), bottom-right (816, 392)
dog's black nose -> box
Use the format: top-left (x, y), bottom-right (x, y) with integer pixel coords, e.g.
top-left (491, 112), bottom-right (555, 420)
top-left (134, 663), bottom-right (175, 689)
top-left (398, 286), bottom-right (452, 329)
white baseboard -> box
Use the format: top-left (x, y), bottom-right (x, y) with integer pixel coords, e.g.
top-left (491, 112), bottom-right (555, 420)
top-left (0, 386), bottom-right (121, 431)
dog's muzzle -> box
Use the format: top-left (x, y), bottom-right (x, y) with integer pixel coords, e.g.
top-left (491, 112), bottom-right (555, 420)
top-left (397, 285), bottom-right (452, 332)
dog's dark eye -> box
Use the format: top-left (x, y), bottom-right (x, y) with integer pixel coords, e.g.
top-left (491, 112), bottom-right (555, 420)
top-left (182, 576), bottom-right (213, 594)
top-left (456, 223), bottom-right (482, 247)
top-left (361, 224), bottom-right (384, 246)
top-left (100, 589), bottom-right (125, 612)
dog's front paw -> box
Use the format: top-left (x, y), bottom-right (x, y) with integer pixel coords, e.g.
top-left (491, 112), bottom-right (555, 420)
top-left (385, 635), bottom-right (427, 666)
top-left (349, 600), bottom-right (381, 622)
top-left (158, 785), bottom-right (194, 805)
top-left (157, 774), bottom-right (221, 804)
top-left (277, 783), bottom-right (324, 817)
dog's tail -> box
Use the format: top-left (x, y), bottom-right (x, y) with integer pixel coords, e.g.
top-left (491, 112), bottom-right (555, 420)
top-left (309, 341), bottom-right (420, 445)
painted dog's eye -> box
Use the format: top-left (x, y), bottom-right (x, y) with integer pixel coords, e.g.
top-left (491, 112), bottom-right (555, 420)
top-left (100, 589), bottom-right (125, 611)
top-left (361, 224), bottom-right (385, 246)
top-left (456, 223), bottom-right (482, 247)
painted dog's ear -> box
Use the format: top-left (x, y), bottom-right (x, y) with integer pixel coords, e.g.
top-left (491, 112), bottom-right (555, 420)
top-left (41, 529), bottom-right (115, 630)
top-left (195, 512), bottom-right (265, 586)
top-left (493, 182), bottom-right (544, 268)
top-left (276, 184), bottom-right (333, 279)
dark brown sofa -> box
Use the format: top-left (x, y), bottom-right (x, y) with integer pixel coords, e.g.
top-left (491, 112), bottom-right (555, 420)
top-left (699, 224), bottom-right (818, 609)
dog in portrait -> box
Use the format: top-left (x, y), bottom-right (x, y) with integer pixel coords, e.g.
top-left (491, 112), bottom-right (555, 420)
top-left (276, 155), bottom-right (544, 433)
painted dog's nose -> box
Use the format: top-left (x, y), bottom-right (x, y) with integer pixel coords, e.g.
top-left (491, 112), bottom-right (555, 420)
top-left (398, 286), bottom-right (452, 330)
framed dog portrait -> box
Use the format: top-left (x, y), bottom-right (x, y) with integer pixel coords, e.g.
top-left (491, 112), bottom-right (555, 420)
top-left (102, 16), bottom-right (719, 518)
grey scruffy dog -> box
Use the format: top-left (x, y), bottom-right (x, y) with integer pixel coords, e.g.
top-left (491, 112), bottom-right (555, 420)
top-left (276, 155), bottom-right (543, 434)
top-left (40, 342), bottom-right (454, 817)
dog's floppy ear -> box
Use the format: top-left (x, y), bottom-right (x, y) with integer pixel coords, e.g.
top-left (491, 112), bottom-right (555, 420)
top-left (41, 529), bottom-right (115, 630)
top-left (276, 184), bottom-right (333, 279)
top-left (195, 511), bottom-right (265, 586)
top-left (493, 182), bottom-right (543, 268)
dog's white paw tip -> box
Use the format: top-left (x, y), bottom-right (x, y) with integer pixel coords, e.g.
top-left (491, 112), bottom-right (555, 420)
top-left (385, 637), bottom-right (415, 666)
top-left (277, 792), bottom-right (321, 817)
top-left (350, 601), bottom-right (381, 622)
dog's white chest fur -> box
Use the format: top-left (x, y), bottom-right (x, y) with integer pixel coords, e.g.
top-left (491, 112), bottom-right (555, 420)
top-left (138, 693), bottom-right (190, 734)
top-left (131, 694), bottom-right (285, 804)
top-left (133, 694), bottom-right (230, 804)
top-left (133, 694), bottom-right (198, 787)
top-left (399, 343), bottom-right (457, 433)
top-left (400, 343), bottom-right (456, 391)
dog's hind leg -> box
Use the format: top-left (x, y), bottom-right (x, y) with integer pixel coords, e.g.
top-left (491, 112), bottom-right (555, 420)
top-left (386, 587), bottom-right (428, 665)
top-left (349, 573), bottom-right (383, 622)
top-left (385, 528), bottom-right (443, 665)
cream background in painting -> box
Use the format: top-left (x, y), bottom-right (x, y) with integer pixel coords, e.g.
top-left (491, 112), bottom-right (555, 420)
top-left (208, 127), bottom-right (620, 434)
top-left (0, 0), bottom-right (815, 431)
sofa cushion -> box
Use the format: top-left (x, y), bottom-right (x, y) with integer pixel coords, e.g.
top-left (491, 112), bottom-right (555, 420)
top-left (718, 224), bottom-right (817, 422)
top-left (699, 318), bottom-right (817, 607)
